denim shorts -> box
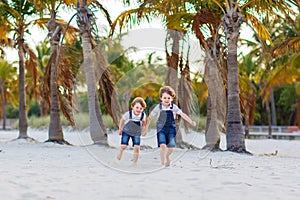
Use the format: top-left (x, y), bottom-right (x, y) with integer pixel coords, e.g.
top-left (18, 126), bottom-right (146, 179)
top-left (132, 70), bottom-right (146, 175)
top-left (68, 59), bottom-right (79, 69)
top-left (157, 126), bottom-right (176, 147)
top-left (121, 132), bottom-right (141, 146)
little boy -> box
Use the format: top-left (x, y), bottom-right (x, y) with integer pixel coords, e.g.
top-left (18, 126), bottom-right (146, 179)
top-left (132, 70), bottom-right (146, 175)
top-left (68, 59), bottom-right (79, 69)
top-left (117, 97), bottom-right (147, 164)
top-left (146, 86), bottom-right (196, 167)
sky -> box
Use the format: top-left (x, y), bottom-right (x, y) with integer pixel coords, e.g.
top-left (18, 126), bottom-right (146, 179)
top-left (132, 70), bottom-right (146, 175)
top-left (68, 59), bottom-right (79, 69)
top-left (4, 0), bottom-right (254, 74)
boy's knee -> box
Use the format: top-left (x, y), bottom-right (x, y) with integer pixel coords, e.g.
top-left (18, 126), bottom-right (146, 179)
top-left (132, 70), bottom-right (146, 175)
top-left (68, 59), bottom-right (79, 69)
top-left (160, 144), bottom-right (167, 149)
top-left (120, 145), bottom-right (127, 150)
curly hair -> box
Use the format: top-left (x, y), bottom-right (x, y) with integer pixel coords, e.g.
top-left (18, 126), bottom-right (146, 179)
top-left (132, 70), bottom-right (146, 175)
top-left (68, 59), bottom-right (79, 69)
top-left (131, 97), bottom-right (147, 109)
top-left (159, 86), bottom-right (176, 98)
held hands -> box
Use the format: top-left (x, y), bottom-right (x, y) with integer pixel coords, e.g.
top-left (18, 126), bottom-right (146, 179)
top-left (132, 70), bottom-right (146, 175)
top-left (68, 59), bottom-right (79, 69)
top-left (141, 126), bottom-right (147, 136)
top-left (191, 121), bottom-right (197, 127)
top-left (141, 121), bottom-right (148, 136)
top-left (118, 129), bottom-right (122, 136)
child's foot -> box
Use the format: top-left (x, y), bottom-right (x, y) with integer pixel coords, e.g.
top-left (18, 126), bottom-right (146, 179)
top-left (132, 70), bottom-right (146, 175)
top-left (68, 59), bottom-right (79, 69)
top-left (116, 154), bottom-right (121, 160)
top-left (165, 157), bottom-right (171, 167)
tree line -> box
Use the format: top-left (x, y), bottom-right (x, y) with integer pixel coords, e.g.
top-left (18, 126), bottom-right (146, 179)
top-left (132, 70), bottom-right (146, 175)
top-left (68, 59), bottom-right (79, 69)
top-left (0, 0), bottom-right (299, 153)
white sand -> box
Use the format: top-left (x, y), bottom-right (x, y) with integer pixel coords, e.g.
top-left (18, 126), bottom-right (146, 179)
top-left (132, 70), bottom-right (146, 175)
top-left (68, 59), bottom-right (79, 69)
top-left (0, 127), bottom-right (300, 200)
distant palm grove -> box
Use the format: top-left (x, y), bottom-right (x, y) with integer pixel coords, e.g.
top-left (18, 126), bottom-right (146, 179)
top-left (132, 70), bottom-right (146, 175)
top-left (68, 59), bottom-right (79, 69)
top-left (0, 0), bottom-right (299, 152)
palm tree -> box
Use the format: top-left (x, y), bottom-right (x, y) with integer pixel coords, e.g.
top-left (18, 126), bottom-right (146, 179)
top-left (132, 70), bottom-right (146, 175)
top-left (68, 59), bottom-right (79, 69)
top-left (0, 59), bottom-right (18, 130)
top-left (76, 0), bottom-right (108, 144)
top-left (192, 8), bottom-right (227, 151)
top-left (46, 11), bottom-right (70, 143)
top-left (263, 14), bottom-right (300, 126)
top-left (236, 5), bottom-right (299, 134)
top-left (205, 0), bottom-right (294, 152)
top-left (0, 0), bottom-right (38, 139)
top-left (33, 0), bottom-right (79, 144)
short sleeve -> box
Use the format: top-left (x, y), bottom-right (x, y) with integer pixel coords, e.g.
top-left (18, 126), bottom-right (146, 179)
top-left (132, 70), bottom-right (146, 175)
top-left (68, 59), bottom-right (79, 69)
top-left (172, 104), bottom-right (182, 114)
top-left (149, 104), bottom-right (160, 117)
top-left (121, 111), bottom-right (130, 121)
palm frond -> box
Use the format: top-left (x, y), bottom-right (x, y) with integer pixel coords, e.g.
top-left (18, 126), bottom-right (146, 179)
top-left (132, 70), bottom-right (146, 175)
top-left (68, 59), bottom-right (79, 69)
top-left (210, 0), bottom-right (226, 13)
top-left (245, 13), bottom-right (271, 42)
top-left (166, 12), bottom-right (194, 31)
top-left (291, 52), bottom-right (300, 69)
top-left (272, 36), bottom-right (300, 57)
top-left (34, 18), bottom-right (79, 43)
top-left (0, 2), bottom-right (22, 20)
top-left (56, 45), bottom-right (77, 126)
top-left (59, 92), bottom-right (75, 126)
top-left (24, 43), bottom-right (39, 98)
top-left (93, 45), bottom-right (121, 127)
top-left (262, 66), bottom-right (298, 102)
top-left (42, 51), bottom-right (54, 106)
top-left (109, 8), bottom-right (141, 37)
top-left (91, 0), bottom-right (112, 26)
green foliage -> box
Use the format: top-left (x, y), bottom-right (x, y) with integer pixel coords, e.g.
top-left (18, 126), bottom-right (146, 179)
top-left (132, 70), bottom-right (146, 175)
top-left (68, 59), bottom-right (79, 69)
top-left (28, 100), bottom-right (41, 117)
top-left (73, 113), bottom-right (115, 130)
top-left (195, 115), bottom-right (206, 131)
top-left (21, 112), bottom-right (205, 132)
top-left (6, 105), bottom-right (18, 118)
top-left (23, 113), bottom-right (115, 130)
top-left (254, 84), bottom-right (297, 125)
top-left (77, 92), bottom-right (89, 113)
top-left (276, 84), bottom-right (297, 125)
top-left (27, 115), bottom-right (50, 129)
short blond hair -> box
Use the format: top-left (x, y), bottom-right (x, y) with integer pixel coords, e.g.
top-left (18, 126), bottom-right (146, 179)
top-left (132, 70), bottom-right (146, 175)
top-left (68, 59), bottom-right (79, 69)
top-left (131, 97), bottom-right (147, 109)
top-left (159, 86), bottom-right (175, 99)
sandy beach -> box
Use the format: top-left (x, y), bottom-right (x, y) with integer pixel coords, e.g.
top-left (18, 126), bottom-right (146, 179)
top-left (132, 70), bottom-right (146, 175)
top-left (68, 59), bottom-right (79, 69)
top-left (0, 128), bottom-right (299, 200)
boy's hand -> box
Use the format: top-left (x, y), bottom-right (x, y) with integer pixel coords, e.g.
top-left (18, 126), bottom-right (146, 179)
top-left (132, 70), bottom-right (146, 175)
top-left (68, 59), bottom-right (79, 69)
top-left (141, 127), bottom-right (147, 136)
top-left (191, 121), bottom-right (196, 126)
top-left (118, 130), bottom-right (122, 135)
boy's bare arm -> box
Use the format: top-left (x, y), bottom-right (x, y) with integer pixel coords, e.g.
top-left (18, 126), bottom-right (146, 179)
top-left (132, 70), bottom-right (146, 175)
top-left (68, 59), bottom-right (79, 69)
top-left (118, 119), bottom-right (125, 135)
top-left (143, 115), bottom-right (153, 135)
top-left (146, 115), bottom-right (153, 127)
top-left (141, 121), bottom-right (147, 136)
top-left (180, 112), bottom-right (196, 126)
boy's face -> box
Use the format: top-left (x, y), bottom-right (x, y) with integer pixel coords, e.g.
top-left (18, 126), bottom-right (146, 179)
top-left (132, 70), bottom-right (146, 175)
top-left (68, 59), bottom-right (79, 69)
top-left (132, 102), bottom-right (144, 115)
top-left (160, 92), bottom-right (173, 106)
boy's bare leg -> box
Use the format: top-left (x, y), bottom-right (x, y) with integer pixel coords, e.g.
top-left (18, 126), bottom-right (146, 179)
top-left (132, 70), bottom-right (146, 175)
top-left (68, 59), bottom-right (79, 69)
top-left (133, 145), bottom-right (140, 164)
top-left (160, 144), bottom-right (167, 166)
top-left (165, 147), bottom-right (173, 167)
top-left (117, 145), bottom-right (127, 160)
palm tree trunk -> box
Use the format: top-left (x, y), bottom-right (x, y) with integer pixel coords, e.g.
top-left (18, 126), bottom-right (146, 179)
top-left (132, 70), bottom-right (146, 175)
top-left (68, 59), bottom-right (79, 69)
top-left (297, 96), bottom-right (300, 128)
top-left (270, 88), bottom-right (277, 125)
top-left (82, 32), bottom-right (107, 144)
top-left (0, 84), bottom-right (6, 130)
top-left (17, 32), bottom-right (28, 138)
top-left (166, 30), bottom-right (180, 91)
top-left (226, 38), bottom-right (245, 151)
top-left (244, 104), bottom-right (250, 138)
top-left (165, 30), bottom-right (183, 144)
top-left (203, 56), bottom-right (221, 150)
top-left (223, 3), bottom-right (247, 152)
top-left (48, 48), bottom-right (64, 141)
top-left (266, 100), bottom-right (272, 139)
top-left (77, 2), bottom-right (107, 145)
top-left (46, 13), bottom-right (65, 143)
